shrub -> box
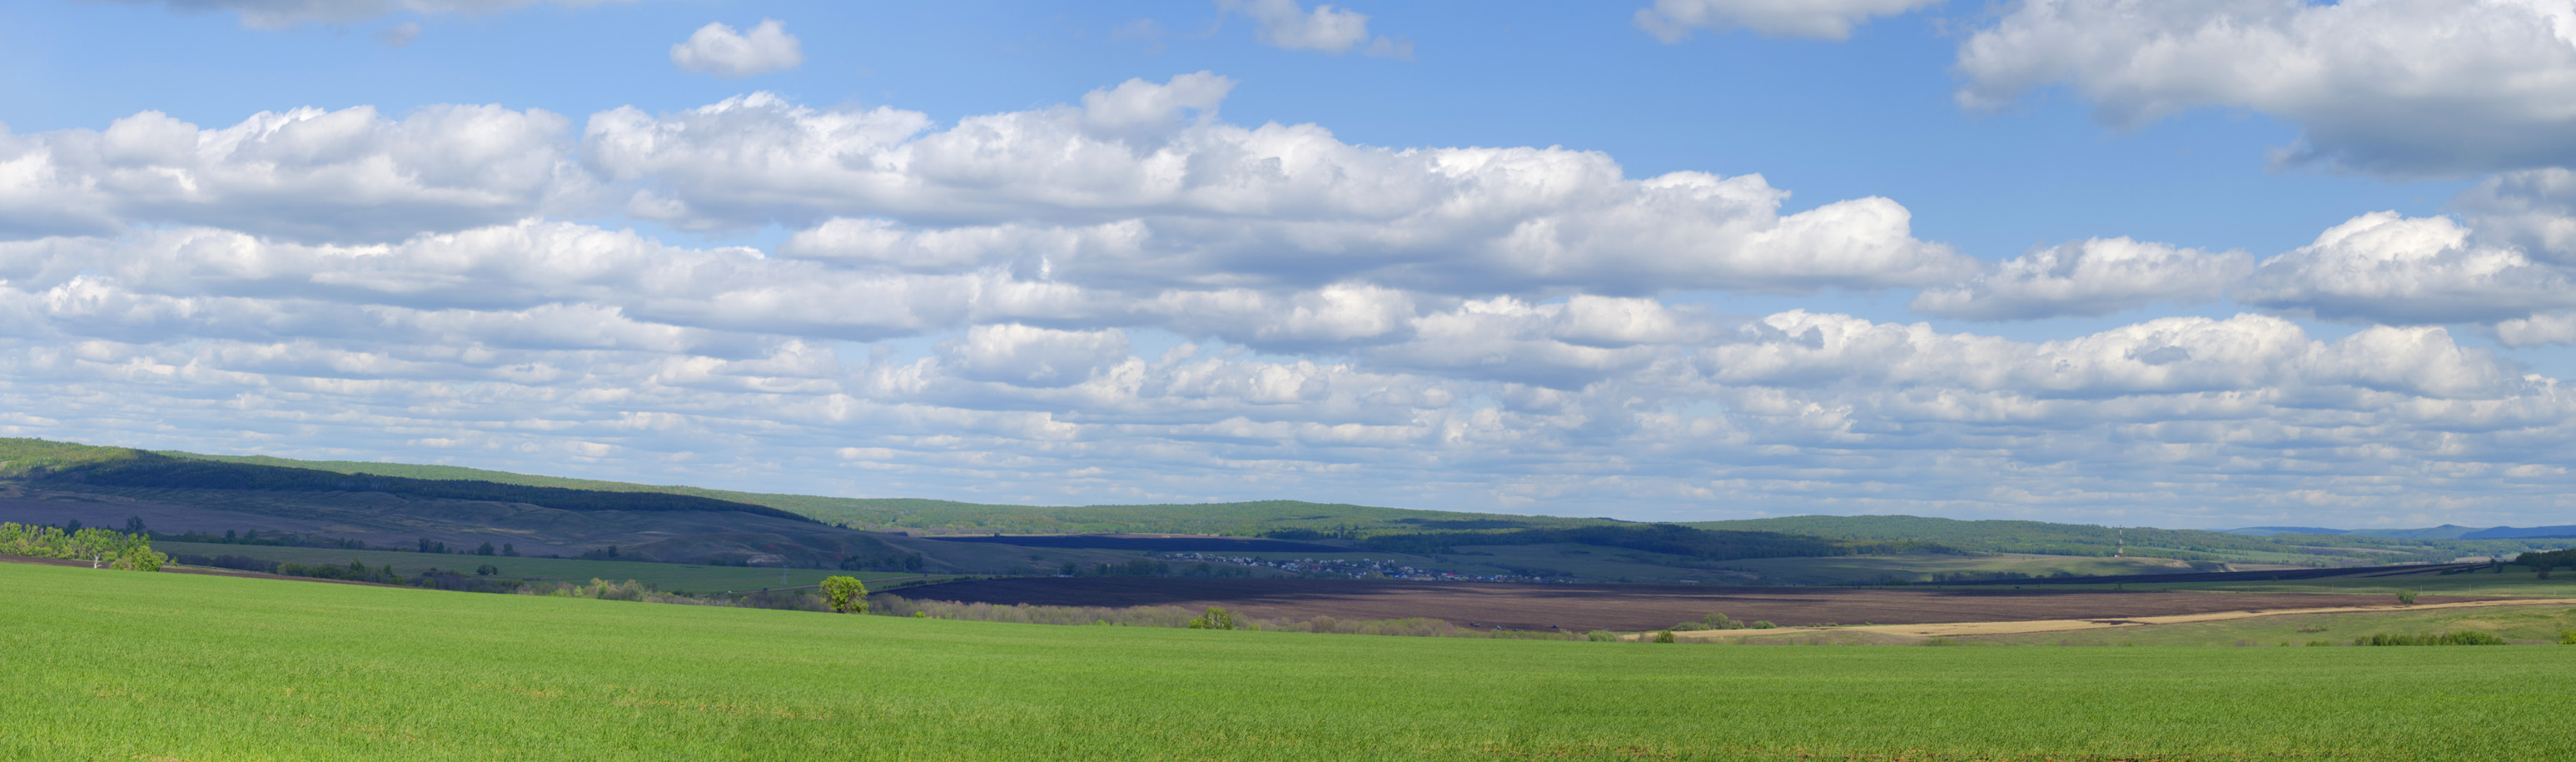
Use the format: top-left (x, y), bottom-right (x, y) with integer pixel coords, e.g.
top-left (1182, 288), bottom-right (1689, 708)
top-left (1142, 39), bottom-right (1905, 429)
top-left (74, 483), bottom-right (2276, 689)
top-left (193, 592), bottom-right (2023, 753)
top-left (2396, 590), bottom-right (2417, 605)
top-left (475, 564), bottom-right (499, 575)
top-left (2354, 630), bottom-right (2505, 646)
top-left (1584, 630), bottom-right (1619, 642)
top-left (1747, 620), bottom-right (1777, 630)
top-left (2560, 630), bottom-right (2575, 645)
top-left (1652, 630), bottom-right (1675, 644)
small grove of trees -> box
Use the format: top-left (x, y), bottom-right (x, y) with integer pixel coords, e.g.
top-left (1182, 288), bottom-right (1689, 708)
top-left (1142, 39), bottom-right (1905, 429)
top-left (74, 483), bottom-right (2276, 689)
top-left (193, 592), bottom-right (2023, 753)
top-left (1186, 606), bottom-right (1238, 630)
top-left (0, 522), bottom-right (164, 570)
top-left (822, 575), bottom-right (869, 614)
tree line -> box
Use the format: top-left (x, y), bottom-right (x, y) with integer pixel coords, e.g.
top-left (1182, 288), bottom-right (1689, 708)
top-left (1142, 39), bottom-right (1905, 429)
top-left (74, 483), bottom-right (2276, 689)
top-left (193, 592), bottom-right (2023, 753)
top-left (0, 522), bottom-right (164, 570)
top-left (2515, 548), bottom-right (2576, 570)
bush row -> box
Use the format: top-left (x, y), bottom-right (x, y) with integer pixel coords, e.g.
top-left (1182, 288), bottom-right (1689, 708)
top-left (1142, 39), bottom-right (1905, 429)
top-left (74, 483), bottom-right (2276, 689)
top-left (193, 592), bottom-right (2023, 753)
top-left (869, 596), bottom-right (1594, 640)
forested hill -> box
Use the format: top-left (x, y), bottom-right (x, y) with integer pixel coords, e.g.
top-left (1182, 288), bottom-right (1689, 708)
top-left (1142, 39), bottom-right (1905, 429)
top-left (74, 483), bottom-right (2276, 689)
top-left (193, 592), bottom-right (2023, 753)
top-left (152, 450), bottom-right (1619, 536)
top-left (8, 437), bottom-right (2564, 566)
top-left (2, 439), bottom-right (811, 522)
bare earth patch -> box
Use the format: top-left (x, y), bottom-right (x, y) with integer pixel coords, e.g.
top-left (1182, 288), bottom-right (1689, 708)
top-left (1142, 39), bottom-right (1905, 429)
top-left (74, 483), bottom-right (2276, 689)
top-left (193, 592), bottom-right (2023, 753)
top-left (1660, 597), bottom-right (2576, 641)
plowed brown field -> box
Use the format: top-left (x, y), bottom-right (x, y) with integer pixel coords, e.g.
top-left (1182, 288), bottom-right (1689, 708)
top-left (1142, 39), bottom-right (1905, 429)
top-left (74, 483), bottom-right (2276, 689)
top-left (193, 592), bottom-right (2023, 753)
top-left (886, 577), bottom-right (2495, 631)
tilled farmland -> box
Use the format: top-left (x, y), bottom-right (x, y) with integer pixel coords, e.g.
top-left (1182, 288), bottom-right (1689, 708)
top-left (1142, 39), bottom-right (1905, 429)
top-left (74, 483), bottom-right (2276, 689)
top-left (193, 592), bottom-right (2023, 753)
top-left (885, 576), bottom-right (2488, 631)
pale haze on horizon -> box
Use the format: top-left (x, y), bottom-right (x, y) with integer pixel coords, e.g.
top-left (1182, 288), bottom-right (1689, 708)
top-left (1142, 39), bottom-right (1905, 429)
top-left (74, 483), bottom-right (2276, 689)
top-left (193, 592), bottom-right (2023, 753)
top-left (4, 0), bottom-right (2575, 530)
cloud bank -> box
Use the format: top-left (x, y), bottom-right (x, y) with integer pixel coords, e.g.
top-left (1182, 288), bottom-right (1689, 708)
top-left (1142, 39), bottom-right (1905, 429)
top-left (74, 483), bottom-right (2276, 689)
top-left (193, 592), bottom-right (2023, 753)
top-left (7, 73), bottom-right (2576, 525)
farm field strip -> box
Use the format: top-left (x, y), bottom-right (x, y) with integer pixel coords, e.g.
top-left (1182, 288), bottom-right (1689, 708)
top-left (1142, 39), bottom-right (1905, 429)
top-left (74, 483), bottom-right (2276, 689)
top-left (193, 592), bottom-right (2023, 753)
top-left (1658, 597), bottom-right (2576, 641)
top-left (885, 576), bottom-right (2504, 632)
top-left (8, 560), bottom-right (2576, 761)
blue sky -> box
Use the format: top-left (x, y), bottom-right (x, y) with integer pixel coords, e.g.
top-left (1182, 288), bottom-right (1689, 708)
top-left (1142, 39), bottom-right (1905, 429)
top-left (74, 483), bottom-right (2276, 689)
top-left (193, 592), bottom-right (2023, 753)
top-left (4, 0), bottom-right (2574, 529)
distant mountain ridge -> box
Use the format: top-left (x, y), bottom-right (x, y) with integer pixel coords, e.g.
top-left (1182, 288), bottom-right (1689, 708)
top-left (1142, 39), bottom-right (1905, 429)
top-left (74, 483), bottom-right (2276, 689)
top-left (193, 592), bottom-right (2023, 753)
top-left (7, 436), bottom-right (2569, 572)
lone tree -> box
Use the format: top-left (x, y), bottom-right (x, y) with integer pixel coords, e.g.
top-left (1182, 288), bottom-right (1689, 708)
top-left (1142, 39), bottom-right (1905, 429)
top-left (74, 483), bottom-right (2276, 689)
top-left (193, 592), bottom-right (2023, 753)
top-left (822, 575), bottom-right (869, 614)
top-left (2397, 590), bottom-right (2418, 605)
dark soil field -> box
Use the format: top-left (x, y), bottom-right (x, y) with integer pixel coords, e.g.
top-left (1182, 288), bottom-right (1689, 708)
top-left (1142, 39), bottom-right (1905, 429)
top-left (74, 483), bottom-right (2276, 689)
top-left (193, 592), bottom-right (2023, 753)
top-left (919, 534), bottom-right (1347, 552)
top-left (886, 577), bottom-right (2487, 631)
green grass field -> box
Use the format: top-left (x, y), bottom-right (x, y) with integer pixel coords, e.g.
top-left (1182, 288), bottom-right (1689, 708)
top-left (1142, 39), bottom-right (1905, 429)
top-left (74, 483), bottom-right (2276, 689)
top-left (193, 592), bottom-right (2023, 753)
top-left (7, 560), bottom-right (2575, 761)
top-left (152, 540), bottom-right (925, 593)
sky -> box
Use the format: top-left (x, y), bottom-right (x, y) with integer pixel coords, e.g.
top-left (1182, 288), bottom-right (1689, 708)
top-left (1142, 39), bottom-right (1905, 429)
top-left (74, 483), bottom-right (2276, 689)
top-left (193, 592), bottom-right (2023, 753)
top-left (3, 0), bottom-right (2574, 529)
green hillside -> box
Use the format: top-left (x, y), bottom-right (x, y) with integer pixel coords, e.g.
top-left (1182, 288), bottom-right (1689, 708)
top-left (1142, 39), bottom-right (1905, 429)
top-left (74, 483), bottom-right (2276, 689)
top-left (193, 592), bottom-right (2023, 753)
top-left (0, 440), bottom-right (808, 522)
top-left (0, 437), bottom-right (147, 476)
top-left (11, 560), bottom-right (2576, 760)
top-left (164, 449), bottom-right (1610, 535)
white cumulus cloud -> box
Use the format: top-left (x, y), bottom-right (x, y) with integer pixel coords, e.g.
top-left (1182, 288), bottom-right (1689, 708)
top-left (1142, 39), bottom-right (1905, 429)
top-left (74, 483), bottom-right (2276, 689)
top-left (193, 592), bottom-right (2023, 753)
top-left (584, 77), bottom-right (1974, 295)
top-left (125, 0), bottom-right (629, 30)
top-left (671, 19), bottom-right (806, 78)
top-left (2239, 211), bottom-right (2576, 325)
top-left (0, 104), bottom-right (589, 243)
top-left (1220, 0), bottom-right (1411, 57)
top-left (1955, 0), bottom-right (2576, 177)
top-left (1634, 0), bottom-right (1946, 42)
top-left (1912, 237), bottom-right (2252, 320)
